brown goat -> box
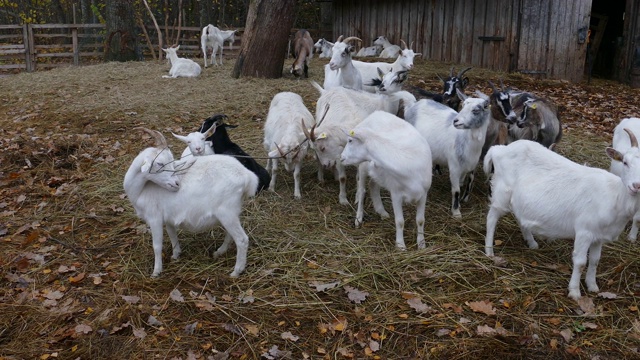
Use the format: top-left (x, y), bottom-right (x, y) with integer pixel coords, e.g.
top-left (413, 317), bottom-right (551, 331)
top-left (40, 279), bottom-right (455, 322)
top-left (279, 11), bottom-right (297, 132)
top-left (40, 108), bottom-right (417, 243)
top-left (291, 29), bottom-right (314, 78)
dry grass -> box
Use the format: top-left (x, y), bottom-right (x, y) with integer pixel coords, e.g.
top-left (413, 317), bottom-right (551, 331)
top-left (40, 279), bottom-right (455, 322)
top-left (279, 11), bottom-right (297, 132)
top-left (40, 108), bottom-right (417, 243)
top-left (1, 56), bottom-right (640, 360)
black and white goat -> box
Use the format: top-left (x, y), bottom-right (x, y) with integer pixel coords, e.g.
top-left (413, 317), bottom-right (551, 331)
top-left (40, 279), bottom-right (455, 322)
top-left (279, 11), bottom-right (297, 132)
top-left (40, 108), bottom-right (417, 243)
top-left (199, 114), bottom-right (271, 192)
top-left (408, 67), bottom-right (472, 110)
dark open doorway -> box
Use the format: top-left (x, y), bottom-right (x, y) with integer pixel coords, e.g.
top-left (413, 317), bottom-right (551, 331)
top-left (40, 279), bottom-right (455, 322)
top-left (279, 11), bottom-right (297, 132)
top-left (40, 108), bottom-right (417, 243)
top-left (587, 0), bottom-right (626, 80)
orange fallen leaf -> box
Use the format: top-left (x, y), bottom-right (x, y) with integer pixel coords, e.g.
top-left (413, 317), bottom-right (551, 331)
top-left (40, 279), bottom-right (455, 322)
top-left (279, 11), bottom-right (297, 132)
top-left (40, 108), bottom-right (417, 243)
top-left (69, 272), bottom-right (85, 284)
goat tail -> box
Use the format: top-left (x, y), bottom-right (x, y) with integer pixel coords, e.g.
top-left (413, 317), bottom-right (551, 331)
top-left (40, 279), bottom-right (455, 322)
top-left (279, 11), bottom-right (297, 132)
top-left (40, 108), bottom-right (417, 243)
top-left (483, 146), bottom-right (497, 177)
top-left (310, 80), bottom-right (324, 95)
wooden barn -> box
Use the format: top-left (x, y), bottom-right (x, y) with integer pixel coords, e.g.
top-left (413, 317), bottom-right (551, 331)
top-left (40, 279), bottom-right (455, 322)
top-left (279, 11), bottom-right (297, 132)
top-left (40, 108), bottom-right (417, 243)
top-left (328, 0), bottom-right (638, 85)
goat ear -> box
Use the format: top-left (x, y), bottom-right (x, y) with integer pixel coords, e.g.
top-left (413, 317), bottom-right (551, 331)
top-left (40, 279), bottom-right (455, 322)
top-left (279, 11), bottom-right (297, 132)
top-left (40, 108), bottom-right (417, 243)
top-left (414, 52), bottom-right (423, 57)
top-left (473, 90), bottom-right (489, 101)
top-left (461, 77), bottom-right (469, 88)
top-left (161, 48), bottom-right (168, 53)
top-left (377, 67), bottom-right (385, 79)
top-left (606, 147), bottom-right (624, 162)
top-left (456, 88), bottom-right (468, 101)
top-left (140, 160), bottom-right (151, 173)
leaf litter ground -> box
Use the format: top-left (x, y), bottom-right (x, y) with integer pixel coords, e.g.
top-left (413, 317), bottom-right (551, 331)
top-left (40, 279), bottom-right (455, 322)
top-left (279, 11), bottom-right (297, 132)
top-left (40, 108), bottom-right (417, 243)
top-left (1, 56), bottom-right (640, 359)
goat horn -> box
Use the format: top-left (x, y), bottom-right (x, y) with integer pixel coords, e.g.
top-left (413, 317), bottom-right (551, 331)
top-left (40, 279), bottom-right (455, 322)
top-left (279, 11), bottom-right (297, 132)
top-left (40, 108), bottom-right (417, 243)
top-left (134, 127), bottom-right (167, 148)
top-left (301, 118), bottom-right (312, 141)
top-left (436, 73), bottom-right (444, 83)
top-left (499, 78), bottom-right (506, 91)
top-left (336, 35), bottom-right (344, 43)
top-left (316, 103), bottom-right (330, 128)
top-left (449, 66), bottom-right (455, 77)
top-left (410, 41), bottom-right (414, 50)
top-left (488, 80), bottom-right (498, 93)
top-left (400, 39), bottom-right (407, 50)
top-left (625, 128), bottom-right (639, 148)
top-left (342, 36), bottom-right (362, 44)
top-left (457, 67), bottom-right (472, 78)
top-left (275, 143), bottom-right (286, 158)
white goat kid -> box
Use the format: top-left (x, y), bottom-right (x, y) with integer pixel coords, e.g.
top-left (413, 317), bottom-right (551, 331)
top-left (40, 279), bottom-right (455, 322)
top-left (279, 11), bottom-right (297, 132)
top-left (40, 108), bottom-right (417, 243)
top-left (341, 111), bottom-right (432, 250)
top-left (162, 46), bottom-right (201, 78)
top-left (404, 89), bottom-right (491, 218)
top-left (172, 125), bottom-right (216, 159)
top-left (610, 117), bottom-right (640, 241)
top-left (263, 92), bottom-right (316, 198)
top-left (123, 128), bottom-right (258, 278)
top-left (355, 40), bottom-right (422, 93)
top-left (373, 36), bottom-right (402, 58)
top-left (201, 24), bottom-right (236, 67)
top-left (484, 134), bottom-right (640, 299)
top-left (323, 35), bottom-right (363, 90)
top-left (355, 44), bottom-right (381, 57)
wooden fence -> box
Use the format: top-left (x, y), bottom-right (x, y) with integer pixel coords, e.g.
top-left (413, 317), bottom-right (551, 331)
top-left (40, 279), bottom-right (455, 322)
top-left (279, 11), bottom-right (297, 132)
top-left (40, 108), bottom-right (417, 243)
top-left (0, 24), bottom-right (245, 73)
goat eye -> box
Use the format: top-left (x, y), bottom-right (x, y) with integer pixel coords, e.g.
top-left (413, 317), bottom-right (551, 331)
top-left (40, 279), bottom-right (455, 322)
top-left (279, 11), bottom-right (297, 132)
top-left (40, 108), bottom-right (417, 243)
top-left (624, 161), bottom-right (629, 167)
top-left (320, 147), bottom-right (326, 152)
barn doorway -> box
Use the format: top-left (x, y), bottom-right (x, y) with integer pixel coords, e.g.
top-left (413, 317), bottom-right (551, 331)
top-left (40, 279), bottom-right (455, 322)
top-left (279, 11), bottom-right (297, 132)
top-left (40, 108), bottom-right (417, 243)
top-left (587, 0), bottom-right (626, 80)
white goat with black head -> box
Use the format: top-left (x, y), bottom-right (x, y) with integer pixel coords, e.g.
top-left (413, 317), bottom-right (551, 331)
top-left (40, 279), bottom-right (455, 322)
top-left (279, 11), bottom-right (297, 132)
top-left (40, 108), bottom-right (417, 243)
top-left (340, 111), bottom-right (432, 250)
top-left (323, 35), bottom-right (363, 90)
top-left (610, 117), bottom-right (640, 241)
top-left (162, 46), bottom-right (201, 78)
top-left (123, 128), bottom-right (258, 278)
top-left (484, 131), bottom-right (640, 299)
top-left (263, 92), bottom-right (316, 198)
top-left (404, 89), bottom-right (492, 218)
top-left (355, 40), bottom-right (422, 93)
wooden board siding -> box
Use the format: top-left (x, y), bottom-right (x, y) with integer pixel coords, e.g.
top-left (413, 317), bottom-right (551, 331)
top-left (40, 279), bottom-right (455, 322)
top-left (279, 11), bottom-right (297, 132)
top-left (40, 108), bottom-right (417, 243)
top-left (332, 0), bottom-right (593, 82)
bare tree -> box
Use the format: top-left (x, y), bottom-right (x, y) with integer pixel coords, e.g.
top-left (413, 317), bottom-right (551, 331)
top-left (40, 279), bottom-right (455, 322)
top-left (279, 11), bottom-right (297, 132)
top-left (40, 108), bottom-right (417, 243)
top-left (232, 0), bottom-right (297, 79)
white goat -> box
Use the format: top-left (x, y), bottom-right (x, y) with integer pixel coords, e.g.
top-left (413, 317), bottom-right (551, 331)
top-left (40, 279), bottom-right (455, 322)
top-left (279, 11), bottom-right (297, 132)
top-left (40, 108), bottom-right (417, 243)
top-left (404, 89), bottom-right (491, 218)
top-left (172, 126), bottom-right (216, 159)
top-left (341, 111), bottom-right (432, 250)
top-left (355, 44), bottom-right (382, 57)
top-left (355, 40), bottom-right (422, 93)
top-left (304, 81), bottom-right (416, 214)
top-left (201, 24), bottom-right (236, 67)
top-left (263, 92), bottom-right (316, 199)
top-left (484, 135), bottom-right (640, 299)
top-left (373, 36), bottom-right (402, 58)
top-left (123, 128), bottom-right (258, 278)
top-left (161, 46), bottom-right (201, 78)
top-left (323, 35), bottom-right (363, 91)
top-left (610, 117), bottom-right (640, 241)
top-left (314, 38), bottom-right (333, 58)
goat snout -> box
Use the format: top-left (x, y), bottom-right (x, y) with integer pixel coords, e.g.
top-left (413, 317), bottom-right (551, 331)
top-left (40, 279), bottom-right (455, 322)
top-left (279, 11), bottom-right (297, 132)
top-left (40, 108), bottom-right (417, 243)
top-left (631, 182), bottom-right (640, 194)
top-left (506, 112), bottom-right (517, 124)
top-left (329, 62), bottom-right (338, 71)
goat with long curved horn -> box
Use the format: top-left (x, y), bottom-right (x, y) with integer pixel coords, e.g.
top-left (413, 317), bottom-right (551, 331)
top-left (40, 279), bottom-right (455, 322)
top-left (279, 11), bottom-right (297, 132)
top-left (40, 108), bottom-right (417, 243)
top-left (625, 128), bottom-right (639, 148)
top-left (135, 127), bottom-right (168, 148)
top-left (400, 39), bottom-right (408, 50)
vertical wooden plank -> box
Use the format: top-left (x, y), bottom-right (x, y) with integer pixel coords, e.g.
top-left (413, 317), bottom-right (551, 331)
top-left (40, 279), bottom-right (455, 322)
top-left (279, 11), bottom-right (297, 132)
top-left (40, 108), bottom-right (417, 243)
top-left (449, 0), bottom-right (464, 63)
top-left (548, 0), bottom-right (569, 79)
top-left (481, 0), bottom-right (498, 68)
top-left (570, 0), bottom-right (592, 81)
top-left (401, 0), bottom-right (411, 46)
top-left (459, 0), bottom-right (475, 64)
top-left (28, 23), bottom-right (36, 71)
top-left (421, 0), bottom-right (432, 59)
top-left (440, 0), bottom-right (454, 62)
top-left (517, 0), bottom-right (543, 73)
top-left (22, 24), bottom-right (33, 72)
top-left (471, 0), bottom-right (487, 66)
top-left (508, 0), bottom-right (521, 72)
top-left (491, 0), bottom-right (512, 71)
top-left (430, 0), bottom-right (444, 61)
top-left (369, 1), bottom-right (378, 44)
top-left (72, 27), bottom-right (79, 65)
top-left (415, 0), bottom-right (426, 55)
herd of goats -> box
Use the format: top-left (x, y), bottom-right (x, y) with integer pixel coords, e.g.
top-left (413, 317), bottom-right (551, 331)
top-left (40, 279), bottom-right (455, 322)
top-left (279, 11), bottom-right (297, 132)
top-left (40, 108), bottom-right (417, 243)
top-left (127, 26), bottom-right (640, 300)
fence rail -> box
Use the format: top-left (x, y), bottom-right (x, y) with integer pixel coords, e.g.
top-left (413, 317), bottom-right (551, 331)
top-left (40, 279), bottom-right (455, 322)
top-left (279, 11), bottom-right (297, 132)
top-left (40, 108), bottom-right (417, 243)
top-left (0, 23), bottom-right (247, 73)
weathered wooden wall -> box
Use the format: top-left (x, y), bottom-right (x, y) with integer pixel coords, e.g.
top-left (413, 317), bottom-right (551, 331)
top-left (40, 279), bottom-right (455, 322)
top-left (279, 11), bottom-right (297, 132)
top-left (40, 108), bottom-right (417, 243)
top-left (333, 0), bottom-right (592, 82)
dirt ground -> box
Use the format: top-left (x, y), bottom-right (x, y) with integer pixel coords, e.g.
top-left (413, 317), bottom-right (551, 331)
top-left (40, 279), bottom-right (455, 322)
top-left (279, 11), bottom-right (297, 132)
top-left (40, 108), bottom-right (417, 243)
top-left (1, 55), bottom-right (640, 360)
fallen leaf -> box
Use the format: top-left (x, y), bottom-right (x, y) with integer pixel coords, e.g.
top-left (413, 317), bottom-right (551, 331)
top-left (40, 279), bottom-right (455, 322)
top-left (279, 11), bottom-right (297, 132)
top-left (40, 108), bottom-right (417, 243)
top-left (244, 324), bottom-right (259, 336)
top-left (466, 300), bottom-right (496, 316)
top-left (147, 315), bottom-right (162, 326)
top-left (238, 290), bottom-right (255, 304)
top-left (261, 345), bottom-right (291, 359)
top-left (550, 338), bottom-right (559, 349)
top-left (170, 289), bottom-right (184, 302)
top-left (309, 280), bottom-right (340, 292)
top-left (344, 286), bottom-right (369, 304)
top-left (74, 324), bottom-right (92, 334)
top-left (407, 297), bottom-right (432, 314)
top-left (120, 295), bottom-right (140, 304)
top-left (582, 322), bottom-right (598, 330)
top-left (576, 296), bottom-right (595, 316)
top-left (435, 328), bottom-right (451, 337)
top-left (476, 324), bottom-right (496, 336)
top-left (184, 322), bottom-right (198, 334)
top-left (559, 328), bottom-right (573, 343)
top-left (69, 272), bottom-right (85, 284)
top-left (281, 331), bottom-right (299, 342)
top-left (597, 291), bottom-right (617, 299)
top-left (443, 303), bottom-right (463, 313)
top-left (44, 290), bottom-right (64, 300)
top-left (133, 327), bottom-right (146, 339)
top-left (223, 323), bottom-right (243, 336)
top-left (369, 340), bottom-right (380, 352)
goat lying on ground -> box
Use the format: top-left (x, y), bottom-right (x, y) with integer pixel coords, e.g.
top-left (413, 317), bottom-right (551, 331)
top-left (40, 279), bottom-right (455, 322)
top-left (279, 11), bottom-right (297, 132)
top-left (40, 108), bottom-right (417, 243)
top-left (123, 128), bottom-right (258, 278)
top-left (484, 132), bottom-right (640, 299)
top-left (162, 46), bottom-right (201, 78)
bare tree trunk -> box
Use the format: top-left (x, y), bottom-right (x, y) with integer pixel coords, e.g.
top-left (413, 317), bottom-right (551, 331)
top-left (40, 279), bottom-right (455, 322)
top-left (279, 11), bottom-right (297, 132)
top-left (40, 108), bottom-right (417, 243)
top-left (232, 0), bottom-right (296, 79)
top-left (104, 0), bottom-right (140, 62)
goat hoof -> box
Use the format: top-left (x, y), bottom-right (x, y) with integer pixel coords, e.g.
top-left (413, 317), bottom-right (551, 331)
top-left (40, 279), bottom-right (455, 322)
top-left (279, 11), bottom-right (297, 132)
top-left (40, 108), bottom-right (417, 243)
top-left (452, 211), bottom-right (462, 219)
top-left (151, 272), bottom-right (160, 278)
top-left (568, 289), bottom-right (582, 300)
top-left (355, 218), bottom-right (363, 228)
top-left (229, 270), bottom-right (241, 278)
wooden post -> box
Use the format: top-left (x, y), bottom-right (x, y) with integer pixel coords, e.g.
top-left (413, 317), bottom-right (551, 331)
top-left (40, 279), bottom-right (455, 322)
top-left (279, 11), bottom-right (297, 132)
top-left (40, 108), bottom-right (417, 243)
top-left (27, 24), bottom-right (35, 72)
top-left (72, 27), bottom-right (79, 65)
top-left (22, 24), bottom-right (33, 72)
